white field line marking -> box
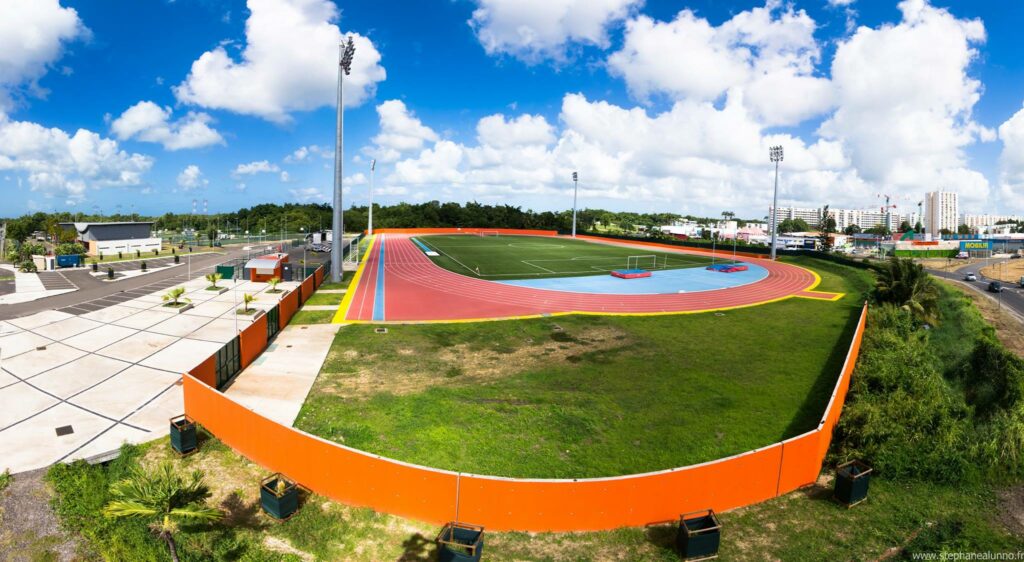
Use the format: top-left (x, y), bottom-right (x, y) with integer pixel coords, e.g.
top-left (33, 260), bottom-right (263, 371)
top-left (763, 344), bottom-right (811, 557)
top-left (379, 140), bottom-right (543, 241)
top-left (521, 260), bottom-right (557, 273)
top-left (418, 237), bottom-right (480, 276)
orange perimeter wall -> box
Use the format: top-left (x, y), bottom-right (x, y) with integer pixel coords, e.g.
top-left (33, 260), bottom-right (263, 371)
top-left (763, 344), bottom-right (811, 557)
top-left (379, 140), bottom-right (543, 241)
top-left (185, 303), bottom-right (868, 531)
top-left (300, 276), bottom-right (315, 304)
top-left (238, 314), bottom-right (268, 369)
top-left (278, 288), bottom-right (300, 330)
top-left (314, 265), bottom-right (324, 288)
top-left (575, 234), bottom-right (771, 261)
top-left (373, 228), bottom-right (558, 236)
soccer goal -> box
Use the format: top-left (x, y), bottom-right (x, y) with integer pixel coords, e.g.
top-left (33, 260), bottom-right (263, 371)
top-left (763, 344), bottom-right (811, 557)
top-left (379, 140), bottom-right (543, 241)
top-left (477, 230), bottom-right (500, 237)
top-left (626, 255), bottom-right (659, 271)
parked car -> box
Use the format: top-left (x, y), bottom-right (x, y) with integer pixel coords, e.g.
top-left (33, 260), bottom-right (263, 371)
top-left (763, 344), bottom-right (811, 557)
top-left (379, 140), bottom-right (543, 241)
top-left (965, 272), bottom-right (977, 282)
top-left (1013, 254), bottom-right (1022, 259)
top-left (988, 281), bottom-right (1003, 293)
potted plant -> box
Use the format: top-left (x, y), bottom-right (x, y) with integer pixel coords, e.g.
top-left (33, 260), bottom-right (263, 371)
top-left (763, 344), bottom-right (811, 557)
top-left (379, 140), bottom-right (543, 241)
top-left (91, 259), bottom-right (98, 272)
top-left (260, 473), bottom-right (299, 520)
top-left (118, 251), bottom-right (122, 259)
top-left (204, 270), bottom-right (223, 288)
top-left (136, 249), bottom-right (141, 258)
top-left (834, 460), bottom-right (872, 507)
top-left (174, 254), bottom-right (180, 264)
top-left (436, 522), bottom-right (484, 562)
top-left (237, 293), bottom-right (257, 315)
top-left (141, 261), bottom-right (147, 272)
top-left (154, 248), bottom-right (160, 256)
top-left (677, 509), bottom-right (721, 561)
top-left (162, 287), bottom-right (192, 312)
top-left (267, 276), bottom-right (282, 293)
top-left (107, 267), bottom-right (114, 279)
top-left (169, 414), bottom-right (197, 455)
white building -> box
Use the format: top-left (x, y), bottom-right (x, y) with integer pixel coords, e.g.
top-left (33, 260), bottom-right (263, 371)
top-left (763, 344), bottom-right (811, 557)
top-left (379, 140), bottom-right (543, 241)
top-left (769, 207), bottom-right (822, 229)
top-left (924, 191), bottom-right (959, 236)
top-left (961, 214), bottom-right (1022, 229)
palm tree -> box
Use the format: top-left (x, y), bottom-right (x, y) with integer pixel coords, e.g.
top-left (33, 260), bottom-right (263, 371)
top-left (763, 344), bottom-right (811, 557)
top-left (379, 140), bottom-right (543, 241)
top-left (162, 287), bottom-right (189, 307)
top-left (103, 463), bottom-right (222, 562)
top-left (874, 257), bottom-right (940, 324)
top-left (205, 272), bottom-right (222, 288)
top-left (267, 276), bottom-right (281, 293)
top-left (242, 293), bottom-right (254, 312)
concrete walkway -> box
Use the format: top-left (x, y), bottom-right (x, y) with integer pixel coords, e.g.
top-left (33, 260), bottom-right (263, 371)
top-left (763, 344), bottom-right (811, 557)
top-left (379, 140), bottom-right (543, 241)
top-left (0, 274), bottom-right (301, 474)
top-left (225, 323), bottom-right (340, 426)
top-left (0, 269), bottom-right (77, 306)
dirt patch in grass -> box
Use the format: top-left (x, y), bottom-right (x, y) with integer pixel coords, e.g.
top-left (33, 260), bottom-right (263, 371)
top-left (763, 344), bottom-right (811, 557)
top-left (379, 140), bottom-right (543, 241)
top-left (0, 468), bottom-right (80, 561)
top-left (940, 280), bottom-right (1024, 357)
top-left (318, 325), bottom-right (632, 399)
top-left (998, 485), bottom-right (1024, 537)
top-left (981, 260), bottom-right (1024, 283)
top-left (917, 258), bottom-right (977, 271)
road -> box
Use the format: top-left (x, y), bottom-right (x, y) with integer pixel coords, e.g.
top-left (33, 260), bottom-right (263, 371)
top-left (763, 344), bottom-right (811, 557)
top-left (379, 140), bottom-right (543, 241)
top-left (0, 239), bottom-right (347, 321)
top-left (927, 257), bottom-right (1024, 320)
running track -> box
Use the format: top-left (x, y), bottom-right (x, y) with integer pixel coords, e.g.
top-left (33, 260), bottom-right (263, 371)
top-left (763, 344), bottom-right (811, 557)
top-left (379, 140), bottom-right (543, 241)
top-left (342, 234), bottom-right (834, 322)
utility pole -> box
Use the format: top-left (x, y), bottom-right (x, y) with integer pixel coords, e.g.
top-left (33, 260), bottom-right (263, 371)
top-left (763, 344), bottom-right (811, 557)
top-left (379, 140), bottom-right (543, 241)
top-left (571, 171), bottom-right (579, 238)
top-left (368, 158), bottom-right (375, 237)
top-left (331, 36), bottom-right (356, 283)
top-left (769, 145), bottom-right (784, 260)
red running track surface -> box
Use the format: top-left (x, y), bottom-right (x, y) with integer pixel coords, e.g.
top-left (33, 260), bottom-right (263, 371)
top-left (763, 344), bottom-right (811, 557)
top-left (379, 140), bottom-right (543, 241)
top-left (343, 234), bottom-right (822, 322)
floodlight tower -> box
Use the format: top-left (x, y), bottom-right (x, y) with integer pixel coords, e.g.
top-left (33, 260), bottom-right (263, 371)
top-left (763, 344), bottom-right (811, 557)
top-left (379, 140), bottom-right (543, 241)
top-left (571, 171), bottom-right (579, 238)
top-left (368, 158), bottom-right (376, 237)
top-left (769, 145), bottom-right (784, 260)
top-left (331, 36), bottom-right (356, 283)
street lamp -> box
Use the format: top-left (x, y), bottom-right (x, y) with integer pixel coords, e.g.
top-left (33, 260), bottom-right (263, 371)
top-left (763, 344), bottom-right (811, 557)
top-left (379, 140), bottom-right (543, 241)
top-left (331, 36), bottom-right (356, 284)
top-left (769, 145), bottom-right (784, 261)
top-left (571, 171), bottom-right (579, 238)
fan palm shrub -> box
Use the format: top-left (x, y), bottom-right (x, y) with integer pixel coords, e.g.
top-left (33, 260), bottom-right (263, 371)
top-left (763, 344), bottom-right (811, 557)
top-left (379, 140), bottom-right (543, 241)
top-left (874, 257), bottom-right (940, 324)
top-left (103, 463), bottom-right (222, 562)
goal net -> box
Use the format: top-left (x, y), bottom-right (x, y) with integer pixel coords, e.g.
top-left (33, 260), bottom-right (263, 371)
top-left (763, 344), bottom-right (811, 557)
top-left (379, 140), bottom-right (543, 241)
top-left (477, 230), bottom-right (500, 237)
top-left (626, 255), bottom-right (659, 271)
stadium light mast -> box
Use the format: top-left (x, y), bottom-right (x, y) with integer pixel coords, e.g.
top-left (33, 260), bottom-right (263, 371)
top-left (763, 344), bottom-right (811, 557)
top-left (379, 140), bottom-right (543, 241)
top-left (769, 145), bottom-right (784, 261)
top-left (368, 158), bottom-right (375, 237)
top-left (571, 171), bottom-right (579, 238)
top-left (331, 36), bottom-right (356, 283)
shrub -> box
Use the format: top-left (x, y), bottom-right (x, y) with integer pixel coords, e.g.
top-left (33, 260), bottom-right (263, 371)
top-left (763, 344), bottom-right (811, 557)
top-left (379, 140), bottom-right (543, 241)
top-left (55, 242), bottom-right (85, 256)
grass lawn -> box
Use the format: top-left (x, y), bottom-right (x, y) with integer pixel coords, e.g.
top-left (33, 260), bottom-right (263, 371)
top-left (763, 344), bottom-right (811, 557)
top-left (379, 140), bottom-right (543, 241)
top-left (292, 309), bottom-right (336, 324)
top-left (41, 435), bottom-right (1021, 561)
top-left (294, 257), bottom-right (871, 478)
top-left (304, 292), bottom-right (344, 306)
top-left (418, 234), bottom-right (717, 279)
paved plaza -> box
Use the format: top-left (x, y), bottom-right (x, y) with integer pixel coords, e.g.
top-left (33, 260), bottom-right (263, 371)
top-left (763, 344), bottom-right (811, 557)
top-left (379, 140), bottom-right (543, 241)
top-left (0, 274), bottom-right (299, 474)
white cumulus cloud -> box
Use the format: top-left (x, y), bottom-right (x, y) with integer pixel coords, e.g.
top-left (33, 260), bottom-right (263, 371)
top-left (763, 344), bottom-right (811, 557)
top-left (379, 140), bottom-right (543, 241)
top-left (174, 0), bottom-right (386, 122)
top-left (233, 160), bottom-right (280, 176)
top-left (177, 165), bottom-right (207, 191)
top-left (0, 114), bottom-right (152, 204)
top-left (607, 1), bottom-right (833, 126)
top-left (289, 186), bottom-right (328, 203)
top-left (110, 101), bottom-right (224, 150)
top-left (819, 0), bottom-right (992, 207)
top-left (468, 0), bottom-right (641, 63)
top-left (0, 0), bottom-right (87, 109)
top-left (364, 100), bottom-right (438, 163)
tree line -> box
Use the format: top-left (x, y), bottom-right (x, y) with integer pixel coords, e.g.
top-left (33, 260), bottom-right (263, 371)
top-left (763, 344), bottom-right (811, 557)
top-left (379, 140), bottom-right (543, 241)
top-left (2, 202), bottom-right (759, 243)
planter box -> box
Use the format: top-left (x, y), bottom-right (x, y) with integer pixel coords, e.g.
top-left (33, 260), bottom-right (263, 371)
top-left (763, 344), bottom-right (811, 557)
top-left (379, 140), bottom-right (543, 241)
top-left (436, 522), bottom-right (484, 562)
top-left (834, 460), bottom-right (872, 507)
top-left (162, 302), bottom-right (194, 314)
top-left (677, 509), bottom-right (721, 561)
top-left (260, 474), bottom-right (299, 520)
top-left (205, 286), bottom-right (229, 295)
top-left (169, 415), bottom-right (197, 455)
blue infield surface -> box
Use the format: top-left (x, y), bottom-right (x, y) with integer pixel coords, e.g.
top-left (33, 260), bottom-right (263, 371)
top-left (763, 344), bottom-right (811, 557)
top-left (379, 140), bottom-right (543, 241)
top-left (497, 262), bottom-right (769, 295)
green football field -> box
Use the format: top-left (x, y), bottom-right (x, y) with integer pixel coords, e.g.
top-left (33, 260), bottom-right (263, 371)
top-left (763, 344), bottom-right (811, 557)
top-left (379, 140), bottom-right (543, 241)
top-left (415, 234), bottom-right (720, 279)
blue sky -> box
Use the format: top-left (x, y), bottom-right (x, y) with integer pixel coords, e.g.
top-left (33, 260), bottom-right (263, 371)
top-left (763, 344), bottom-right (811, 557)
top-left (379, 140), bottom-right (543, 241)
top-left (2, 0), bottom-right (1024, 219)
